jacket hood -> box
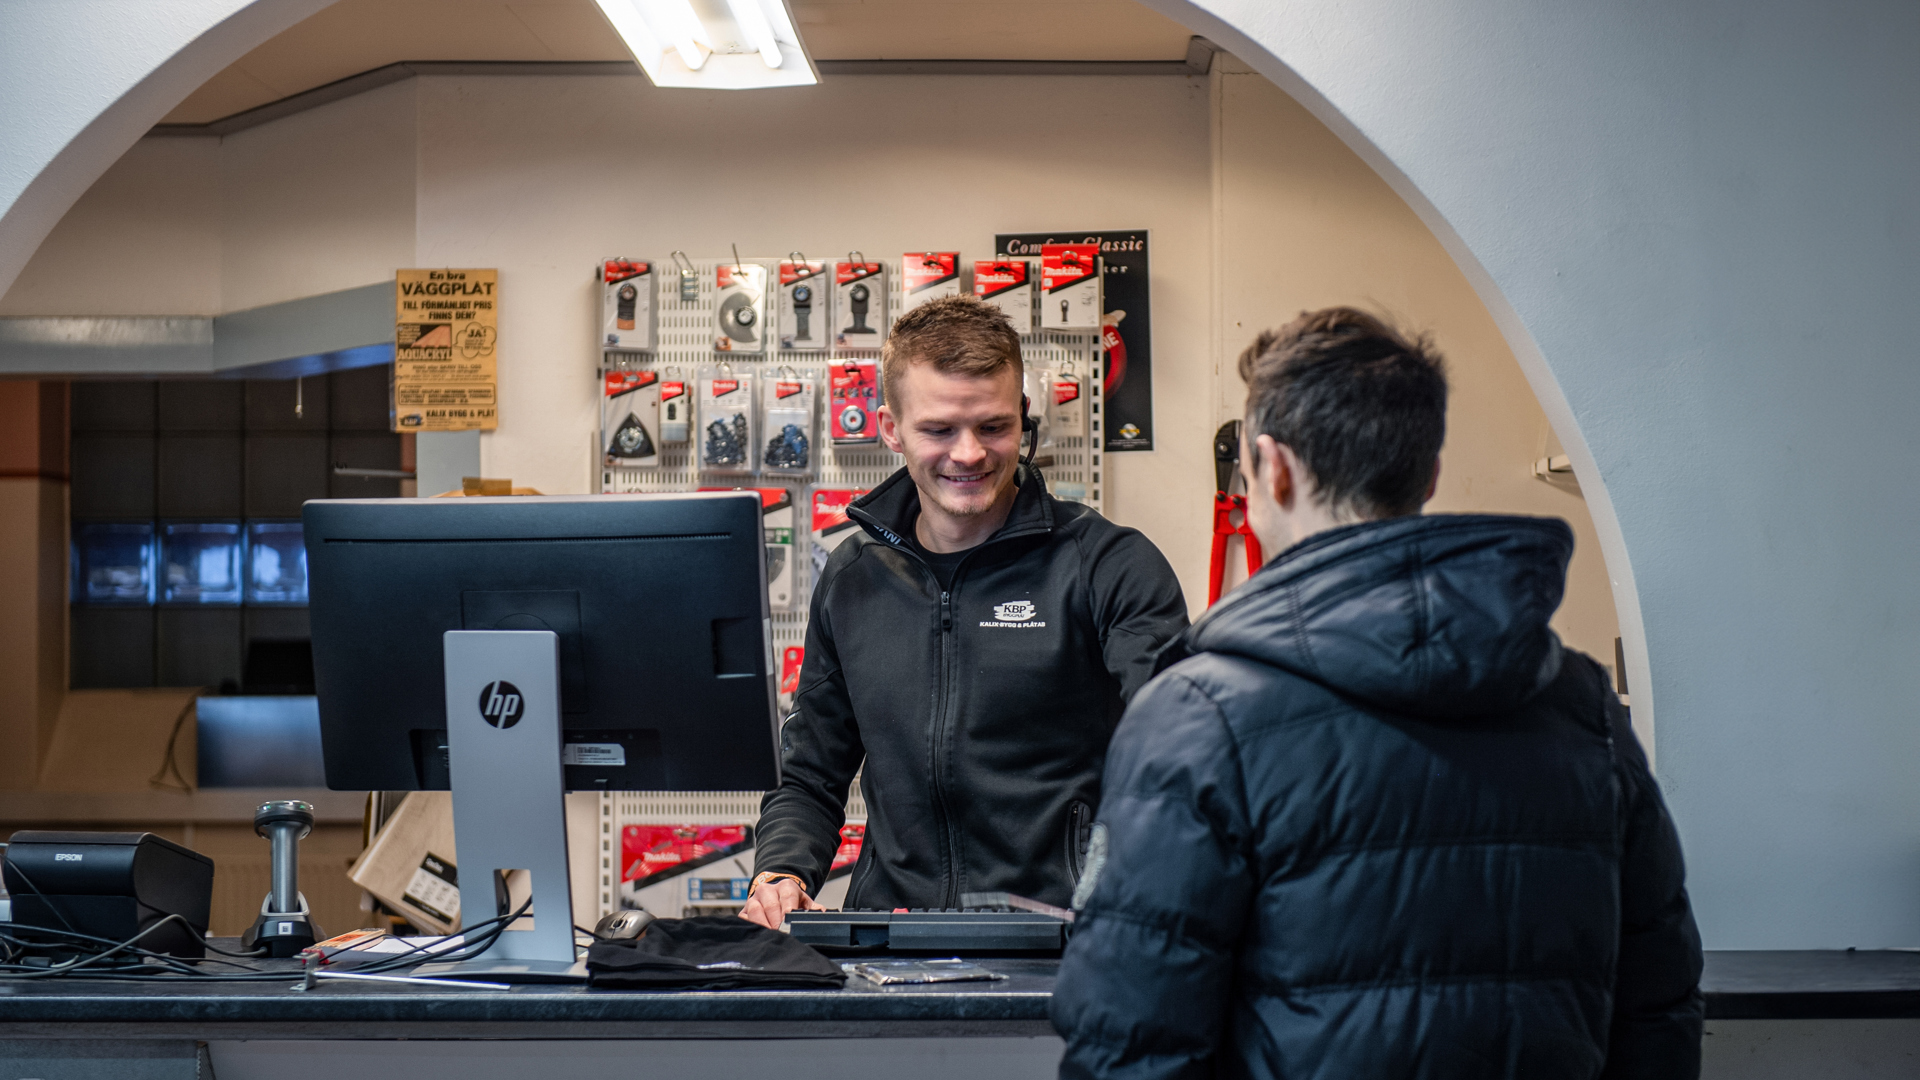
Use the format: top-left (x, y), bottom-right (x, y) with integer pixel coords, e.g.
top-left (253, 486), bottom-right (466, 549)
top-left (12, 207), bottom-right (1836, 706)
top-left (1183, 514), bottom-right (1574, 718)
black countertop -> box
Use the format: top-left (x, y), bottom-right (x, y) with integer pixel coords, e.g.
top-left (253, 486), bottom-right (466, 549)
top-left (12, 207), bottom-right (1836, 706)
top-left (1, 949), bottom-right (1915, 1039)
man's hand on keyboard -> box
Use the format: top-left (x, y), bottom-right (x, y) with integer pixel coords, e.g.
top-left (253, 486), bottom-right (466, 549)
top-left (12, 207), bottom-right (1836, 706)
top-left (740, 873), bottom-right (823, 929)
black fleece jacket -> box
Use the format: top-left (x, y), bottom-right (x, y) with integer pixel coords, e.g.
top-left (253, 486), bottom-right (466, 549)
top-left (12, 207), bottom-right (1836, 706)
top-left (1053, 513), bottom-right (1703, 1080)
top-left (753, 466), bottom-right (1188, 910)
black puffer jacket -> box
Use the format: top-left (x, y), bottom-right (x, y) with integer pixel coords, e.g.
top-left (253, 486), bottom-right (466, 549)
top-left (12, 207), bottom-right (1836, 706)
top-left (754, 466), bottom-right (1188, 909)
top-left (1053, 514), bottom-right (1702, 1080)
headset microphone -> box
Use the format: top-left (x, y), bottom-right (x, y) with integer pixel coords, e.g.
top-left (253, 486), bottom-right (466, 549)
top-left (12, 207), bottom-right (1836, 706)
top-left (1020, 394), bottom-right (1039, 470)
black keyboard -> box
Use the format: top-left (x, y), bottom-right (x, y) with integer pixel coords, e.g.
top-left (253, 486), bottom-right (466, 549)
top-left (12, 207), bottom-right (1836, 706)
top-left (785, 908), bottom-right (1068, 953)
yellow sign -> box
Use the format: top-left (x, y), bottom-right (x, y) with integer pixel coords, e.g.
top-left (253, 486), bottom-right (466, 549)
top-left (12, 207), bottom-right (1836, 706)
top-left (394, 268), bottom-right (498, 431)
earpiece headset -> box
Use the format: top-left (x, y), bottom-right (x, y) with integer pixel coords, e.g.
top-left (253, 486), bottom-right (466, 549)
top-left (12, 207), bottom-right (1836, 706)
top-left (1020, 394), bottom-right (1039, 470)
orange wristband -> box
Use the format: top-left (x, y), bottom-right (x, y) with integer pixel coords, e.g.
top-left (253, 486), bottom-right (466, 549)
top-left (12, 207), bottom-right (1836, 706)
top-left (751, 871), bottom-right (806, 894)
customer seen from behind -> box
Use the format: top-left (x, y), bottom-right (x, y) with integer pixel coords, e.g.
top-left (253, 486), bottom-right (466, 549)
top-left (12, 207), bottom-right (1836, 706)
top-left (1051, 308), bottom-right (1703, 1079)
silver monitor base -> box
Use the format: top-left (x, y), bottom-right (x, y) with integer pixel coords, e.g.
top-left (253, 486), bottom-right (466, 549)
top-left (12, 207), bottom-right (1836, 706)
top-left (439, 630), bottom-right (582, 974)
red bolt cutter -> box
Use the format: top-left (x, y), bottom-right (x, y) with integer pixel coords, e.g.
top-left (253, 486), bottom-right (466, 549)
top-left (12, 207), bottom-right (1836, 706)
top-left (1209, 420), bottom-right (1264, 606)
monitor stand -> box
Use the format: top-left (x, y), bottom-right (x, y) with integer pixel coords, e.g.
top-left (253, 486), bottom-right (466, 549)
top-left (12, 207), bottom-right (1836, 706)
top-left (413, 629), bottom-right (588, 984)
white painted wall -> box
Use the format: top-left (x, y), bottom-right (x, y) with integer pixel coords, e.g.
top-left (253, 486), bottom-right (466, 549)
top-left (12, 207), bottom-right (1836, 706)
top-left (1144, 0), bottom-right (1920, 949)
top-left (0, 0), bottom-right (334, 300)
top-left (1, 61), bottom-right (1624, 674)
top-left (1210, 57), bottom-right (1619, 679)
top-left (410, 71), bottom-right (1217, 602)
top-left (220, 79), bottom-right (418, 311)
top-left (0, 79), bottom-right (416, 319)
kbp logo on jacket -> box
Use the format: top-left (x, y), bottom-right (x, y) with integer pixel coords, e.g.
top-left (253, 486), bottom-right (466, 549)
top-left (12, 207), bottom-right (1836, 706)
top-left (983, 600), bottom-right (1046, 628)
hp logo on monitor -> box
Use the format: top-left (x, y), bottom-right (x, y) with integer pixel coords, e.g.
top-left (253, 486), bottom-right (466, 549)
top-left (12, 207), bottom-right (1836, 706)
top-left (478, 681), bottom-right (525, 729)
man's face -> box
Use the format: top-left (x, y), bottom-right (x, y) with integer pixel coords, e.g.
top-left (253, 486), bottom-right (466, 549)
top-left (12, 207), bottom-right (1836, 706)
top-left (878, 362), bottom-right (1024, 521)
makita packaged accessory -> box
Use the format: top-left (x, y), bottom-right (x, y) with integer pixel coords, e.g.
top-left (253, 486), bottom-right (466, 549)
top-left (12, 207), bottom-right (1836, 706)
top-left (900, 251), bottom-right (961, 316)
top-left (601, 258), bottom-right (656, 352)
top-left (834, 257), bottom-right (886, 347)
top-left (603, 368), bottom-right (662, 468)
top-left (699, 364), bottom-right (756, 474)
top-left (974, 258), bottom-right (1034, 334)
top-left (714, 261), bottom-right (769, 354)
top-left (1023, 360), bottom-right (1056, 451)
top-left (778, 257), bottom-right (830, 351)
top-left (810, 486), bottom-right (868, 578)
top-left (760, 367), bottom-right (817, 476)
top-left (761, 489), bottom-right (798, 610)
top-left (829, 359), bottom-right (880, 445)
top-left (778, 646), bottom-right (805, 715)
top-left (1040, 244), bottom-right (1102, 330)
top-left (658, 367), bottom-right (691, 444)
top-left (1050, 359), bottom-right (1086, 442)
top-left (701, 487), bottom-right (798, 611)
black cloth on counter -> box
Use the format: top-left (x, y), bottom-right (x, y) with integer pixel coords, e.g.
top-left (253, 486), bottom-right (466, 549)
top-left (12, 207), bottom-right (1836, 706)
top-left (586, 916), bottom-right (846, 990)
top-left (1053, 514), bottom-right (1704, 1080)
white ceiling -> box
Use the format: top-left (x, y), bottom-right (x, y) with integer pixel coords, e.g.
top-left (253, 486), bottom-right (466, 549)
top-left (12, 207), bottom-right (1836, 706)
top-left (162, 0), bottom-right (1197, 124)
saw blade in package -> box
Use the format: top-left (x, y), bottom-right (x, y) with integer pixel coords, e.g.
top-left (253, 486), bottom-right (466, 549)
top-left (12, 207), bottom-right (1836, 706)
top-left (1040, 244), bottom-right (1101, 330)
top-left (778, 260), bottom-right (830, 351)
top-left (658, 372), bottom-right (690, 444)
top-left (602, 369), bottom-right (662, 468)
top-left (900, 251), bottom-right (961, 316)
top-left (974, 258), bottom-right (1034, 334)
top-left (760, 369), bottom-right (817, 476)
top-left (829, 359), bottom-right (880, 445)
top-left (834, 261), bottom-right (886, 347)
top-left (601, 259), bottom-right (656, 352)
top-left (1023, 360), bottom-right (1056, 451)
top-left (810, 486), bottom-right (869, 579)
top-left (699, 366), bottom-right (756, 474)
top-left (761, 489), bottom-right (797, 610)
top-left (1050, 360), bottom-right (1087, 443)
top-left (714, 263), bottom-right (768, 354)
top-left (701, 487), bottom-right (797, 611)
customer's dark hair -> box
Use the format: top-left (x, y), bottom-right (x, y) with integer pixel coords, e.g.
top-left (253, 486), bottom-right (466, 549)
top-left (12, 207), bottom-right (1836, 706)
top-left (882, 295), bottom-right (1023, 407)
top-left (1239, 307), bottom-right (1448, 520)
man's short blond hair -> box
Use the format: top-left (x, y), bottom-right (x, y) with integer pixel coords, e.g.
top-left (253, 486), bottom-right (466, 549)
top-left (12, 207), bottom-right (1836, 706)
top-left (881, 295), bottom-right (1024, 408)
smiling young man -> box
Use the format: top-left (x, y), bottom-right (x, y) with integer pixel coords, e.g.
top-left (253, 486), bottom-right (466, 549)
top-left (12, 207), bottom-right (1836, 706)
top-left (740, 295), bottom-right (1187, 928)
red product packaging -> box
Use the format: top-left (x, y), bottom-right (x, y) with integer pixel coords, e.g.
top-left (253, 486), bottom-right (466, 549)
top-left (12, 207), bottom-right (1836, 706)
top-left (900, 251), bottom-right (961, 315)
top-left (620, 824), bottom-right (751, 884)
top-left (830, 823), bottom-right (865, 874)
top-left (834, 260), bottom-right (886, 346)
top-left (601, 258), bottom-right (655, 352)
top-left (829, 359), bottom-right (880, 444)
top-left (1040, 243), bottom-right (1101, 330)
top-left (777, 259), bottom-right (829, 350)
top-left (811, 486), bottom-right (869, 576)
top-left (778, 645), bottom-right (805, 714)
top-left (974, 258), bottom-right (1033, 333)
top-left (658, 376), bottom-right (689, 443)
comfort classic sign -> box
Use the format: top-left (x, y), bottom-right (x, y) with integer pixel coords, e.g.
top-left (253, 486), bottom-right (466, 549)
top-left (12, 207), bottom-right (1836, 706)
top-left (393, 268), bottom-right (499, 432)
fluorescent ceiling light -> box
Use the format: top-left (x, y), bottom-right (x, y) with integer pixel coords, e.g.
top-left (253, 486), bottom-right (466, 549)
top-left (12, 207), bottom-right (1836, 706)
top-left (594, 0), bottom-right (818, 90)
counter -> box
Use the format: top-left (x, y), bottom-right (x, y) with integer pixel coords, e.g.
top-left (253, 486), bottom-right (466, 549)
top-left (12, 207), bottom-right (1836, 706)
top-left (3, 949), bottom-right (1918, 1079)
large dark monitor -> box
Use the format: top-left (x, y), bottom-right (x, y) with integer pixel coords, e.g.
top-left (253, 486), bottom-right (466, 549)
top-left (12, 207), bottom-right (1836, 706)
top-left (304, 492), bottom-right (779, 792)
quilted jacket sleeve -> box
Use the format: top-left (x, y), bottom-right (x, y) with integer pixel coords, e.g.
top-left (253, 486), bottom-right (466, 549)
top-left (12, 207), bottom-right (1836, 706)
top-left (1051, 668), bottom-right (1255, 1080)
top-left (1600, 687), bottom-right (1705, 1079)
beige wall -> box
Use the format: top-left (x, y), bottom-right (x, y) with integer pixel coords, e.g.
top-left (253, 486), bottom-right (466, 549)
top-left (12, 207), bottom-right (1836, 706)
top-left (1203, 58), bottom-right (1620, 666)
top-left (0, 59), bottom-right (1620, 672)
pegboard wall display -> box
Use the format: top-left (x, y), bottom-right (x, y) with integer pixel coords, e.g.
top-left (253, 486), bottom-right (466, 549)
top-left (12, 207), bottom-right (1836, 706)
top-left (587, 257), bottom-right (1103, 917)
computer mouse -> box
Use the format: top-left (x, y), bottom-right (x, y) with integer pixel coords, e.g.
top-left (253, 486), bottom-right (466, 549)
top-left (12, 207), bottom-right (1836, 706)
top-left (593, 909), bottom-right (656, 941)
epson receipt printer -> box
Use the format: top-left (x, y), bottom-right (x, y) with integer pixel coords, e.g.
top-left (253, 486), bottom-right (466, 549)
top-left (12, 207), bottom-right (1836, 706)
top-left (3, 831), bottom-right (214, 958)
